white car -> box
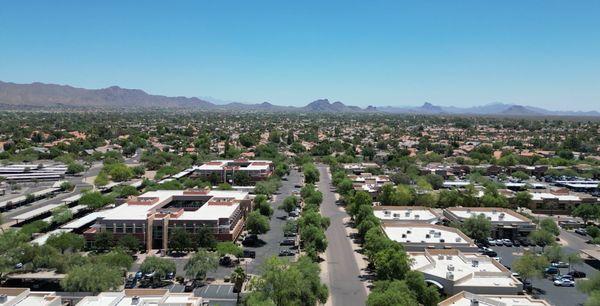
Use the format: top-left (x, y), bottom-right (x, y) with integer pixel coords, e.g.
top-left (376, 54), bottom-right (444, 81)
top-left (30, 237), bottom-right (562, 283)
top-left (554, 278), bottom-right (575, 287)
top-left (487, 238), bottom-right (496, 246)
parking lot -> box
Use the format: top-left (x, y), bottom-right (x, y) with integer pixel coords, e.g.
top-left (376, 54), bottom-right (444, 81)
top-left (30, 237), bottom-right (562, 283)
top-left (488, 243), bottom-right (591, 306)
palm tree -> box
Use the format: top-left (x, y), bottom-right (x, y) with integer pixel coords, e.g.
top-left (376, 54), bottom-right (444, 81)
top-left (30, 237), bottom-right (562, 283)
top-left (230, 266), bottom-right (247, 303)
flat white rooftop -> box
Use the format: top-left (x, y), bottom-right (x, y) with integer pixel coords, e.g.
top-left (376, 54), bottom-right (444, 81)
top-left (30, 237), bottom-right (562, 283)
top-left (382, 223), bottom-right (472, 245)
top-left (445, 207), bottom-right (529, 223)
top-left (410, 250), bottom-right (520, 288)
top-left (530, 192), bottom-right (583, 202)
top-left (100, 189), bottom-right (248, 222)
top-left (374, 206), bottom-right (439, 223)
top-left (440, 291), bottom-right (550, 306)
top-left (76, 290), bottom-right (201, 306)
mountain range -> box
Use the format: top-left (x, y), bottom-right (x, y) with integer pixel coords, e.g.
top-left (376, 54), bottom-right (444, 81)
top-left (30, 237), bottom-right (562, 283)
top-left (0, 81), bottom-right (597, 116)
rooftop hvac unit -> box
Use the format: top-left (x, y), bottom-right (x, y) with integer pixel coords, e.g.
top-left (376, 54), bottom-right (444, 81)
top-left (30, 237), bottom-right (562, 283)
top-left (448, 264), bottom-right (455, 271)
top-left (455, 237), bottom-right (462, 242)
top-left (492, 210), bottom-right (497, 214)
top-left (471, 299), bottom-right (479, 306)
top-left (440, 239), bottom-right (445, 243)
top-left (405, 212), bottom-right (411, 217)
top-left (499, 213), bottom-right (505, 219)
top-left (393, 213), bottom-right (400, 218)
top-left (472, 260), bottom-right (479, 267)
top-left (434, 232), bottom-right (442, 238)
top-left (447, 271), bottom-right (454, 280)
top-left (429, 229), bottom-right (436, 234)
top-left (132, 296), bottom-right (140, 305)
top-left (384, 210), bottom-right (390, 215)
top-left (446, 255), bottom-right (453, 260)
top-left (0, 295), bottom-right (7, 303)
top-left (466, 209), bottom-right (471, 213)
top-left (407, 230), bottom-right (412, 234)
top-left (402, 234), bottom-right (407, 238)
top-left (415, 215), bottom-right (420, 219)
top-left (425, 234), bottom-right (430, 238)
top-left (438, 254), bottom-right (445, 260)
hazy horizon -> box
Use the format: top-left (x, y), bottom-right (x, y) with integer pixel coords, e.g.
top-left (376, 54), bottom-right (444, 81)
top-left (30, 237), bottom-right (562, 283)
top-left (1, 1), bottom-right (599, 111)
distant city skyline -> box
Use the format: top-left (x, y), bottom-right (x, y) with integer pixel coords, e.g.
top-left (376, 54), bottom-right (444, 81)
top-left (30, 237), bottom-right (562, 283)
top-left (1, 1), bottom-right (599, 111)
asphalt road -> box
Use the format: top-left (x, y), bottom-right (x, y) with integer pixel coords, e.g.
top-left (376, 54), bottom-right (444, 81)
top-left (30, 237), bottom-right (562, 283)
top-left (317, 164), bottom-right (367, 306)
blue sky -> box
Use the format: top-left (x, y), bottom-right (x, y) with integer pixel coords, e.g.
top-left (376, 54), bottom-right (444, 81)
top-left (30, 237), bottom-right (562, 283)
top-left (1, 1), bottom-right (599, 110)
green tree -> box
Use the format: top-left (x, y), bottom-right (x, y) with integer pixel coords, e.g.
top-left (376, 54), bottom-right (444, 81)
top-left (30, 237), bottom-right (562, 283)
top-left (184, 249), bottom-right (219, 280)
top-left (529, 230), bottom-right (555, 251)
top-left (246, 256), bottom-right (328, 306)
top-left (94, 231), bottom-right (115, 251)
top-left (366, 280), bottom-right (419, 306)
top-left (460, 214), bottom-right (492, 242)
top-left (246, 211), bottom-right (270, 235)
top-left (216, 241), bottom-right (243, 257)
top-left (512, 251), bottom-right (549, 287)
top-left (511, 171), bottom-right (530, 181)
top-left (79, 191), bottom-right (113, 209)
top-left (540, 218), bottom-right (560, 236)
top-left (514, 191), bottom-right (532, 207)
top-left (573, 204), bottom-right (600, 223)
top-left (196, 226), bottom-right (217, 249)
top-left (94, 248), bottom-right (134, 270)
top-left (280, 196), bottom-right (299, 213)
top-left (303, 163), bottom-right (320, 184)
top-left (61, 263), bottom-right (122, 293)
top-left (46, 232), bottom-right (85, 254)
top-left (373, 243), bottom-right (411, 280)
top-left (578, 273), bottom-right (600, 306)
top-left (140, 256), bottom-right (176, 279)
top-left (67, 163), bottom-right (85, 174)
top-left (233, 171), bottom-right (252, 186)
top-left (117, 234), bottom-right (141, 253)
top-left (169, 227), bottom-right (194, 253)
top-left (50, 205), bottom-right (73, 224)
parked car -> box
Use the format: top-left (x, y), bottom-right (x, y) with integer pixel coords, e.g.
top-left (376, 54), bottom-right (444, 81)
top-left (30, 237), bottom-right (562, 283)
top-left (554, 278), bottom-right (575, 287)
top-left (551, 261), bottom-right (570, 268)
top-left (125, 276), bottom-right (137, 289)
top-left (483, 250), bottom-right (497, 257)
top-left (242, 250), bottom-right (256, 258)
top-left (502, 239), bottom-right (513, 247)
top-left (242, 235), bottom-right (259, 247)
top-left (280, 238), bottom-right (296, 246)
top-left (544, 267), bottom-right (560, 276)
top-left (135, 271), bottom-right (143, 279)
top-left (184, 279), bottom-right (201, 292)
top-left (568, 270), bottom-right (587, 278)
top-left (219, 256), bottom-right (238, 267)
top-left (512, 240), bottom-right (520, 247)
top-left (518, 238), bottom-right (530, 247)
top-left (553, 274), bottom-right (574, 281)
top-left (575, 228), bottom-right (588, 236)
top-left (522, 280), bottom-right (533, 293)
top-left (487, 238), bottom-right (496, 246)
top-left (278, 249), bottom-right (295, 256)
